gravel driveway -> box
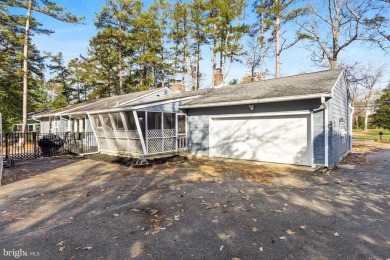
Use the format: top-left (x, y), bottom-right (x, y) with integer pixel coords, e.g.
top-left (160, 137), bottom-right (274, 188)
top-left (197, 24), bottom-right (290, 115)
top-left (0, 142), bottom-right (389, 259)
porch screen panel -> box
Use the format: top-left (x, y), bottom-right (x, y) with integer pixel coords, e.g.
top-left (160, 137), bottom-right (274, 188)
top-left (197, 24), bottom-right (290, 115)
top-left (136, 111), bottom-right (146, 140)
top-left (110, 113), bottom-right (126, 151)
top-left (92, 115), bottom-right (108, 150)
top-left (163, 113), bottom-right (176, 152)
top-left (177, 115), bottom-right (187, 150)
top-left (147, 112), bottom-right (163, 153)
top-left (101, 114), bottom-right (117, 150)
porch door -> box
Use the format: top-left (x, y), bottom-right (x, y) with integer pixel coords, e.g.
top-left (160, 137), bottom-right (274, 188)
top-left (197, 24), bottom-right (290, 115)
top-left (177, 114), bottom-right (187, 150)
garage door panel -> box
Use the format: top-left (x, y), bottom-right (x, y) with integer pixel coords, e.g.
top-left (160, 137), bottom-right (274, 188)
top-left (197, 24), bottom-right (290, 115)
top-left (211, 115), bottom-right (310, 166)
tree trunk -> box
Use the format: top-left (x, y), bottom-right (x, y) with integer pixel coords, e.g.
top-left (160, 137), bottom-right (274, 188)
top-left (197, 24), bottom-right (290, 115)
top-left (195, 39), bottom-right (201, 90)
top-left (118, 50), bottom-right (123, 94)
top-left (275, 13), bottom-right (280, 79)
top-left (211, 24), bottom-right (217, 88)
top-left (22, 0), bottom-right (33, 132)
top-left (364, 109), bottom-right (369, 131)
top-left (161, 39), bottom-right (165, 88)
top-left (330, 58), bottom-right (337, 69)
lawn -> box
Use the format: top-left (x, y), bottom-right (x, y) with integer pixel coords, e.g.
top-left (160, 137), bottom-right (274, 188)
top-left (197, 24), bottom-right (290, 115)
top-left (353, 128), bottom-right (390, 141)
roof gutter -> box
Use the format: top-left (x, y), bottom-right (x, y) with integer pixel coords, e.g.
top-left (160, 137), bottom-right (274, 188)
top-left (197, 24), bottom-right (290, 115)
top-left (87, 107), bottom-right (135, 115)
top-left (180, 93), bottom-right (332, 109)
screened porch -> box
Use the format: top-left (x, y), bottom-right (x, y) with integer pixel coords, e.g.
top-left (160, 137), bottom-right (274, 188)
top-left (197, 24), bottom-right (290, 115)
top-left (89, 111), bottom-right (187, 156)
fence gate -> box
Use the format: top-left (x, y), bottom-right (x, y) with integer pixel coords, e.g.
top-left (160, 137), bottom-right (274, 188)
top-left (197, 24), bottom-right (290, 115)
top-left (2, 132), bottom-right (98, 161)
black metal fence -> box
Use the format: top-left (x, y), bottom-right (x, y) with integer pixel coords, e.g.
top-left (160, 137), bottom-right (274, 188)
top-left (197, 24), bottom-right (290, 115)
top-left (2, 132), bottom-right (98, 161)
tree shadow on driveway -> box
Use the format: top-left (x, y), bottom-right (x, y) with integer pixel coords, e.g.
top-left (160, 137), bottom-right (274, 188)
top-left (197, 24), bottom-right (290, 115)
top-left (0, 151), bottom-right (389, 259)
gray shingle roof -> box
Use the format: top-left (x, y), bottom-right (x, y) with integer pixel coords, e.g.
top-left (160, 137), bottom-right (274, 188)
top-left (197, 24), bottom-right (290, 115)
top-left (35, 69), bottom-right (344, 117)
top-left (181, 69), bottom-right (344, 107)
top-left (35, 88), bottom-right (160, 117)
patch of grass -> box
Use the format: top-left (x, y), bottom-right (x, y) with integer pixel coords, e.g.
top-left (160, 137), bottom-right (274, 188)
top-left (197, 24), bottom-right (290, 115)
top-left (353, 129), bottom-right (390, 141)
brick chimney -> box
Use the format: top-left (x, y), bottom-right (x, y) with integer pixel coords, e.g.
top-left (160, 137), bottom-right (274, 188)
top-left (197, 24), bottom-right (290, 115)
top-left (213, 69), bottom-right (224, 88)
top-left (170, 82), bottom-right (185, 93)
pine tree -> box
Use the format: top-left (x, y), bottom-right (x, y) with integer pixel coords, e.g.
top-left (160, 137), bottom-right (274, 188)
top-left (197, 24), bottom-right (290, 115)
top-left (372, 85), bottom-right (390, 129)
top-left (4, 0), bottom-right (83, 131)
top-left (254, 0), bottom-right (306, 78)
top-left (204, 0), bottom-right (248, 87)
top-left (0, 2), bottom-right (47, 131)
top-left (189, 0), bottom-right (208, 90)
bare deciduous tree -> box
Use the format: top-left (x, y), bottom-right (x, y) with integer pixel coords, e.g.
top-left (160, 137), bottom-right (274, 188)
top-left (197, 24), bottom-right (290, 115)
top-left (298, 0), bottom-right (390, 69)
top-left (347, 63), bottom-right (385, 130)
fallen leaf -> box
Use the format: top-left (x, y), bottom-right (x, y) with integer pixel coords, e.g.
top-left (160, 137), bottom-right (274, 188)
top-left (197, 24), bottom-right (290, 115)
top-left (259, 247), bottom-right (263, 252)
top-left (220, 245), bottom-right (224, 251)
top-left (251, 227), bottom-right (258, 232)
top-left (299, 225), bottom-right (308, 230)
top-left (334, 232), bottom-right (339, 237)
top-left (286, 230), bottom-right (295, 235)
top-left (174, 215), bottom-right (180, 221)
top-left (150, 209), bottom-right (159, 215)
top-left (279, 236), bottom-right (287, 240)
top-left (317, 230), bottom-right (323, 234)
top-left (56, 241), bottom-right (65, 246)
top-left (83, 247), bottom-right (92, 250)
top-left (131, 208), bottom-right (140, 212)
top-left (113, 214), bottom-right (119, 217)
top-left (58, 246), bottom-right (66, 252)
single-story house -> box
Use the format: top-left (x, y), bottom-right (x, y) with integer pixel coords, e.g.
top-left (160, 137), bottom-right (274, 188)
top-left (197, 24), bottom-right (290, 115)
top-left (33, 69), bottom-right (353, 167)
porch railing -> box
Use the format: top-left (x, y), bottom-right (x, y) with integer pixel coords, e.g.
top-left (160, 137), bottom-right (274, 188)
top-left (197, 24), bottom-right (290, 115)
top-left (2, 132), bottom-right (98, 161)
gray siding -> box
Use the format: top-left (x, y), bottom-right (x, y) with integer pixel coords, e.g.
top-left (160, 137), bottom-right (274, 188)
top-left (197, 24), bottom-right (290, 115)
top-left (58, 118), bottom-right (68, 132)
top-left (313, 109), bottom-right (325, 165)
top-left (40, 120), bottom-right (50, 133)
top-left (128, 88), bottom-right (171, 105)
top-left (138, 100), bottom-right (186, 113)
top-left (328, 74), bottom-right (351, 166)
top-left (187, 99), bottom-right (323, 156)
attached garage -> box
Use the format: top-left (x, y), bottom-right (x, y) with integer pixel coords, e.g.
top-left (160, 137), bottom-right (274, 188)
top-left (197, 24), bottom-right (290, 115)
top-left (210, 113), bottom-right (311, 166)
top-left (183, 69), bottom-right (353, 168)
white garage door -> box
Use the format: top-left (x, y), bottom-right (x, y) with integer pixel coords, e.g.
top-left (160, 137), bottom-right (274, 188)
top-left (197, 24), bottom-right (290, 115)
top-left (210, 114), bottom-right (311, 166)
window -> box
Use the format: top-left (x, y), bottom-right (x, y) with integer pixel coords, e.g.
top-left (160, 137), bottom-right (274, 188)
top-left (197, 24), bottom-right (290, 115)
top-left (111, 113), bottom-right (124, 130)
top-left (50, 118), bottom-right (58, 130)
top-left (178, 115), bottom-right (186, 134)
top-left (124, 112), bottom-right (137, 130)
top-left (163, 113), bottom-right (175, 129)
top-left (80, 118), bottom-right (86, 132)
top-left (28, 124), bottom-right (34, 132)
top-left (14, 124), bottom-right (22, 132)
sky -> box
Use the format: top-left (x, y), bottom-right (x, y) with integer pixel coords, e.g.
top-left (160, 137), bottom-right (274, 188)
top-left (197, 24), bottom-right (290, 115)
top-left (12, 0), bottom-right (390, 89)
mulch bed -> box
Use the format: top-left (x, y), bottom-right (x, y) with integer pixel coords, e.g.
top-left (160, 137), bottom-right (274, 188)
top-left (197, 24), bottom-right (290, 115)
top-left (85, 153), bottom-right (187, 167)
top-left (340, 153), bottom-right (370, 165)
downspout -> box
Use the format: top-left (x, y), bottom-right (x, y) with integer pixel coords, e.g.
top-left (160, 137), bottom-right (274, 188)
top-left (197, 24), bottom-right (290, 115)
top-left (349, 103), bottom-right (354, 152)
top-left (321, 96), bottom-right (329, 167)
